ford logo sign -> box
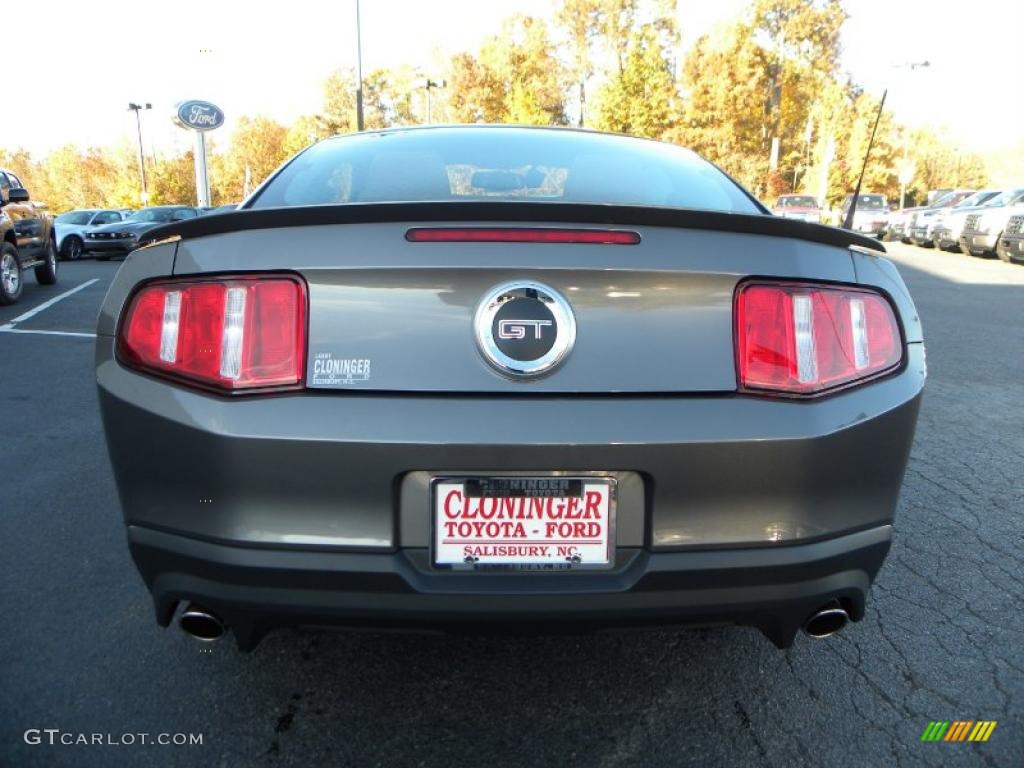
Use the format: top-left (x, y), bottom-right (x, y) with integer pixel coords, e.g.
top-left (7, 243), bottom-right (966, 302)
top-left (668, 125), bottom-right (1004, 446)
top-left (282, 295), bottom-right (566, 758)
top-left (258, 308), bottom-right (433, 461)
top-left (173, 100), bottom-right (225, 132)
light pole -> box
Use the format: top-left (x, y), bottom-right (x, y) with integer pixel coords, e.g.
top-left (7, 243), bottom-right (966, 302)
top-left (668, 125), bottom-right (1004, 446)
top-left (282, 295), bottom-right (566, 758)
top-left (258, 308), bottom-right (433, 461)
top-left (127, 102), bottom-right (152, 206)
top-left (419, 79), bottom-right (446, 124)
top-left (355, 0), bottom-right (364, 131)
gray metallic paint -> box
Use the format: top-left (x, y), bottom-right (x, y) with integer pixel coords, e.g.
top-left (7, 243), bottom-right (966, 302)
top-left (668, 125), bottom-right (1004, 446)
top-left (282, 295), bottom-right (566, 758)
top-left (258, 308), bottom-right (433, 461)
top-left (105, 222), bottom-right (921, 394)
top-left (97, 338), bottom-right (922, 550)
top-left (97, 215), bottom-right (924, 646)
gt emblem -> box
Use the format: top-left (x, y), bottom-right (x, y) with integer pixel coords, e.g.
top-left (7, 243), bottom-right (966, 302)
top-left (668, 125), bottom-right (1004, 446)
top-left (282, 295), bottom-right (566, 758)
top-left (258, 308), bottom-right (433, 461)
top-left (475, 281), bottom-right (576, 378)
top-left (498, 319), bottom-right (553, 340)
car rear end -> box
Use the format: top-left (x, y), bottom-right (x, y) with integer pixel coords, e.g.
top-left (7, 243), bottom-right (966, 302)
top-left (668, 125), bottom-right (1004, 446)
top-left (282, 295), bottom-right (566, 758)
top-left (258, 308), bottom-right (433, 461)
top-left (846, 195), bottom-right (889, 237)
top-left (96, 128), bottom-right (924, 651)
top-left (886, 209), bottom-right (914, 242)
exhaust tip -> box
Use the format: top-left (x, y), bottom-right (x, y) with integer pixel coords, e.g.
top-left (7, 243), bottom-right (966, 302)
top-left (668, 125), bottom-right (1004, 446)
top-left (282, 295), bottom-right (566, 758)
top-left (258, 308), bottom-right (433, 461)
top-left (803, 604), bottom-right (849, 639)
top-left (179, 605), bottom-right (225, 642)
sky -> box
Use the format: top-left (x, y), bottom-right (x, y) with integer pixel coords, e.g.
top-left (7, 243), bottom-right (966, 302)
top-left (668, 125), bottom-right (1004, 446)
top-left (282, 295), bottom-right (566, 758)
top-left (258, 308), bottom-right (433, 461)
top-left (9, 0), bottom-right (1023, 170)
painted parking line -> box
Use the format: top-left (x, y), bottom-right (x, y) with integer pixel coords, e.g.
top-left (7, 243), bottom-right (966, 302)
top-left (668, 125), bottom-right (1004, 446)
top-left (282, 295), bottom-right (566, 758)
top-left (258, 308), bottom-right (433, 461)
top-left (0, 279), bottom-right (100, 338)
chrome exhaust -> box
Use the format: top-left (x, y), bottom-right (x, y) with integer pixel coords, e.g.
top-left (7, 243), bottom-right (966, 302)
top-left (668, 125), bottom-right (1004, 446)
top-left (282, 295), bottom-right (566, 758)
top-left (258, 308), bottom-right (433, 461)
top-left (179, 604), bottom-right (225, 642)
top-left (802, 603), bottom-right (849, 639)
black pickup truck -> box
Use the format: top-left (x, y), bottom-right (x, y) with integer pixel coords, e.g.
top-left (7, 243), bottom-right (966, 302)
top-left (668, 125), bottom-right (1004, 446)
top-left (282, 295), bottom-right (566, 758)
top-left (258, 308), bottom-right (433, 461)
top-left (1, 168), bottom-right (58, 305)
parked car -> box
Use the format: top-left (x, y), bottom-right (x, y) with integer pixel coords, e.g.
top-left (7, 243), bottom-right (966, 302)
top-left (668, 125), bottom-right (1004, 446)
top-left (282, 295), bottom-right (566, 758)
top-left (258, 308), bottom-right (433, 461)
top-left (0, 169), bottom-right (58, 305)
top-left (840, 193), bottom-right (889, 237)
top-left (996, 213), bottom-right (1024, 264)
top-left (908, 190), bottom-right (976, 247)
top-left (959, 188), bottom-right (1024, 257)
top-left (884, 206), bottom-right (920, 242)
top-left (926, 190), bottom-right (1001, 250)
top-left (932, 191), bottom-right (1002, 252)
top-left (83, 206), bottom-right (199, 260)
top-left (772, 194), bottom-right (821, 223)
top-left (54, 208), bottom-right (130, 260)
top-left (97, 126), bottom-right (925, 652)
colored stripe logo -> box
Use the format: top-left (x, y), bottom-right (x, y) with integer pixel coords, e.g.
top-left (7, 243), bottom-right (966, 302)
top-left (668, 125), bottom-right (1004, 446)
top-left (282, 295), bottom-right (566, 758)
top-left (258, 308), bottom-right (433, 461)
top-left (921, 721), bottom-right (997, 742)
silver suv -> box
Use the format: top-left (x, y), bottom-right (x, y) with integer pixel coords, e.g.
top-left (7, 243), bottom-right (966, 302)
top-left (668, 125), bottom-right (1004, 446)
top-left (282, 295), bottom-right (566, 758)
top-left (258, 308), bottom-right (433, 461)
top-left (932, 190), bottom-right (1002, 252)
top-left (959, 188), bottom-right (1024, 257)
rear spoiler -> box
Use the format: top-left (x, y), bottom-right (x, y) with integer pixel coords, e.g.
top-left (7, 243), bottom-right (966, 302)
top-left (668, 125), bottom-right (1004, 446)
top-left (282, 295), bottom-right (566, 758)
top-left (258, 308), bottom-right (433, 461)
top-left (144, 201), bottom-right (887, 253)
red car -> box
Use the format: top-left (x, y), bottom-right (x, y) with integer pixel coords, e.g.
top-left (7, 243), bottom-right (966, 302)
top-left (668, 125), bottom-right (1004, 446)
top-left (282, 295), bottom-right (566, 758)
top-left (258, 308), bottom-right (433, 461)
top-left (772, 195), bottom-right (821, 224)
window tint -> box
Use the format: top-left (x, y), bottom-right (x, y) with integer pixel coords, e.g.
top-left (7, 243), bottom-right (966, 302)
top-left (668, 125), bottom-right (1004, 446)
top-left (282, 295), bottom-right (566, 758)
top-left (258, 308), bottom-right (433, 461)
top-left (171, 209), bottom-right (197, 220)
top-left (248, 127), bottom-right (762, 214)
top-left (93, 211), bottom-right (121, 224)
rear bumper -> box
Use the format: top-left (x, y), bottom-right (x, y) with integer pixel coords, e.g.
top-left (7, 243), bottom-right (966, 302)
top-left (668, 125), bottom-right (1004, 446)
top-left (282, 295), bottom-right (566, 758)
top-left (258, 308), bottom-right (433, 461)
top-left (129, 523), bottom-right (893, 649)
top-left (97, 338), bottom-right (924, 648)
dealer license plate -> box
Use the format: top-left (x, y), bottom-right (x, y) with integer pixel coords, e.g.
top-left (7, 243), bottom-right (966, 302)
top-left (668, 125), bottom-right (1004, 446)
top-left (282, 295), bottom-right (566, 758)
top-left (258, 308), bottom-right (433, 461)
top-left (433, 476), bottom-right (615, 568)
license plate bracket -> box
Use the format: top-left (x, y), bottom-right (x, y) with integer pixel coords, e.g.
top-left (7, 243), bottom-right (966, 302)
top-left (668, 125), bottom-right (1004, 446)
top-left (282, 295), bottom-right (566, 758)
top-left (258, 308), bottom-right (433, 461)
top-left (431, 476), bottom-right (616, 570)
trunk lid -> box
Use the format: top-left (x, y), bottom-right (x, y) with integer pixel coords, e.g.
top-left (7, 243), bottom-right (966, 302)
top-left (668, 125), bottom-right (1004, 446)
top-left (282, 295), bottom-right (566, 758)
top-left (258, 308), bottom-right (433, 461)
top-left (172, 219), bottom-right (859, 394)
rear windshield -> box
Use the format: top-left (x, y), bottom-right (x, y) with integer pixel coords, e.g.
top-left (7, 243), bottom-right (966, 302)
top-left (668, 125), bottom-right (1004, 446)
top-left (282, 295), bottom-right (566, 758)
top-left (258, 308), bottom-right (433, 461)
top-left (246, 127), bottom-right (762, 214)
top-left (776, 196), bottom-right (817, 208)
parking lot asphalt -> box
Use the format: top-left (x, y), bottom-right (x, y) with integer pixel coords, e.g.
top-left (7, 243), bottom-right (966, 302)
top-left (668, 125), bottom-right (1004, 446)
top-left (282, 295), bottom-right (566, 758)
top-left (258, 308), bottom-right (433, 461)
top-left (1, 244), bottom-right (1021, 768)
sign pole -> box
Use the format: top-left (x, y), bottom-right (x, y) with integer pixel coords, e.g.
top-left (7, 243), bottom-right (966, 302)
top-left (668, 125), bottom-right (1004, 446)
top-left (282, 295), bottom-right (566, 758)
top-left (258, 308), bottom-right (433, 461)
top-left (173, 100), bottom-right (224, 206)
top-left (194, 131), bottom-right (210, 207)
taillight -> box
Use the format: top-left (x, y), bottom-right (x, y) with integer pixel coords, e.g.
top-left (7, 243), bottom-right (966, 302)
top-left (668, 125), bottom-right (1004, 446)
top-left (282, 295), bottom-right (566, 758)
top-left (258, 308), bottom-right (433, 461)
top-left (735, 282), bottom-right (902, 396)
top-left (118, 275), bottom-right (306, 392)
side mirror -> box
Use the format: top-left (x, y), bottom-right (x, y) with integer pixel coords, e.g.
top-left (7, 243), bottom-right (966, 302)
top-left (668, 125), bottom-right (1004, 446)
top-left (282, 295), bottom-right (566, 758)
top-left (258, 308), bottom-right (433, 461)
top-left (8, 188), bottom-right (30, 203)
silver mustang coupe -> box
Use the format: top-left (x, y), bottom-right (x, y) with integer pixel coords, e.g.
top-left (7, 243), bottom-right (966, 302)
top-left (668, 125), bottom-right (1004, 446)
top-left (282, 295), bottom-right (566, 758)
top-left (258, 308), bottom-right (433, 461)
top-left (96, 126), bottom-right (925, 651)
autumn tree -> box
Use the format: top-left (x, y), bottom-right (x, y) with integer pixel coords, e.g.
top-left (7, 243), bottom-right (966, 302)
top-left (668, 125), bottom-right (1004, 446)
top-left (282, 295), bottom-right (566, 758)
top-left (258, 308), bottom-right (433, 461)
top-left (213, 116), bottom-right (288, 203)
top-left (363, 65), bottom-right (422, 128)
top-left (672, 24), bottom-right (768, 191)
top-left (283, 115), bottom-right (331, 157)
top-left (321, 69), bottom-right (359, 134)
top-left (149, 151), bottom-right (198, 206)
top-left (557, 0), bottom-right (603, 125)
top-left (905, 128), bottom-right (987, 199)
top-left (593, 24), bottom-right (680, 139)
top-left (447, 52), bottom-right (506, 123)
top-left (448, 15), bottom-right (567, 125)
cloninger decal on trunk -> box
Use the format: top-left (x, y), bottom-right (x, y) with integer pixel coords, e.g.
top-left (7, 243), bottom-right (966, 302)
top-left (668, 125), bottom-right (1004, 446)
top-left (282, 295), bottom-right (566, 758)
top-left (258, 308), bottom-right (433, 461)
top-left (311, 352), bottom-right (372, 386)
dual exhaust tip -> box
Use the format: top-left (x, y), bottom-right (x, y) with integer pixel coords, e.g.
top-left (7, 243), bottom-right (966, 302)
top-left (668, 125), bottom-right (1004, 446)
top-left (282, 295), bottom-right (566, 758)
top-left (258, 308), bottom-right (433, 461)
top-left (802, 602), bottom-right (850, 639)
top-left (179, 604), bottom-right (225, 642)
top-left (179, 601), bottom-right (850, 645)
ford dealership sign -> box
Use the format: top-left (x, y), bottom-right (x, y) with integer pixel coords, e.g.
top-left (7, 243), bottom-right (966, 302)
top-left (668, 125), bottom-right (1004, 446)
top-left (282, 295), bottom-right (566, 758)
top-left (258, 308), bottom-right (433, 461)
top-left (173, 100), bottom-right (225, 132)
